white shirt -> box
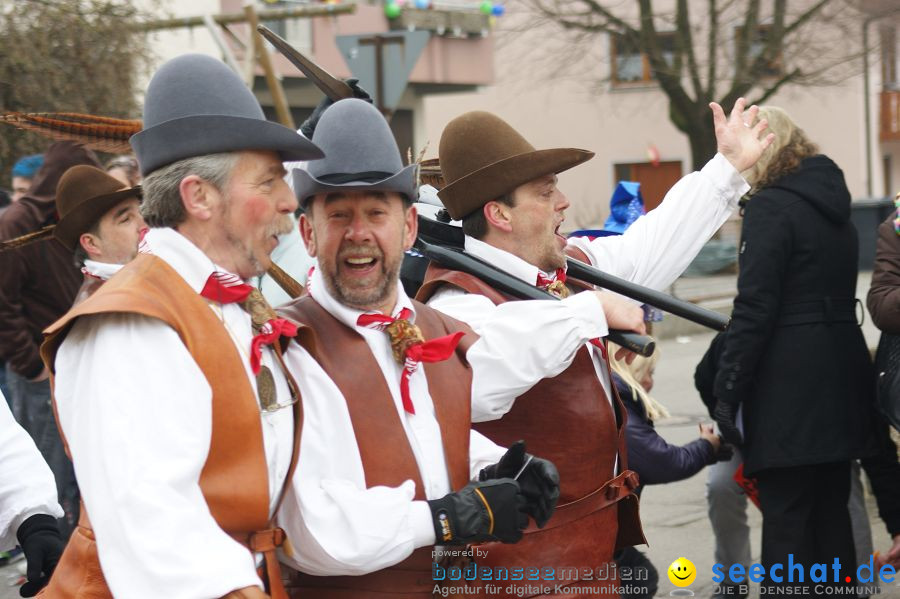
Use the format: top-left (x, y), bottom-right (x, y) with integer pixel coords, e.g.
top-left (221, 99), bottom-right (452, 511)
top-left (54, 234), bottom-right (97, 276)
top-left (53, 228), bottom-right (295, 599)
top-left (82, 259), bottom-right (123, 281)
top-left (428, 152), bottom-right (749, 419)
top-left (0, 389), bottom-right (63, 551)
top-left (277, 266), bottom-right (605, 575)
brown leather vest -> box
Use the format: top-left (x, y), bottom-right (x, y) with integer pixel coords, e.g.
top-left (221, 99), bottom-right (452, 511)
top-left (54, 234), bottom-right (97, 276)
top-left (39, 254), bottom-right (300, 598)
top-left (277, 296), bottom-right (478, 598)
top-left (416, 261), bottom-right (645, 598)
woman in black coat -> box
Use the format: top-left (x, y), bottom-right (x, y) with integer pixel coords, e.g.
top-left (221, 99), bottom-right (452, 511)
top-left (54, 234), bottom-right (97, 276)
top-left (711, 106), bottom-right (875, 594)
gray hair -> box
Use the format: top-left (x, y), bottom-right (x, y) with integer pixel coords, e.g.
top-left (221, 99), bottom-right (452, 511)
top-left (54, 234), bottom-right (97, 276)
top-left (141, 153), bottom-right (239, 228)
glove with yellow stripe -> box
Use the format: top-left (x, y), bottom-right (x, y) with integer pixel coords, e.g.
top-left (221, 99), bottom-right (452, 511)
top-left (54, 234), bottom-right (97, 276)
top-left (427, 479), bottom-right (529, 545)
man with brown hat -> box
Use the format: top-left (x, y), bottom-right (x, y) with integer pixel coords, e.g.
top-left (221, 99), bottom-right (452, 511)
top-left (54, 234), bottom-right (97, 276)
top-left (40, 54), bottom-right (322, 598)
top-left (416, 100), bottom-right (773, 598)
top-left (53, 164), bottom-right (146, 305)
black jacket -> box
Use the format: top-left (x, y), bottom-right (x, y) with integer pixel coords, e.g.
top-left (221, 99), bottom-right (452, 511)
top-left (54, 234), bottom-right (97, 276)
top-left (713, 155), bottom-right (875, 475)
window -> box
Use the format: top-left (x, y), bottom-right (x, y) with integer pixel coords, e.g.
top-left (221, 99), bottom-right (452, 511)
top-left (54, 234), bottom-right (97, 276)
top-left (611, 32), bottom-right (677, 85)
top-left (737, 25), bottom-right (784, 78)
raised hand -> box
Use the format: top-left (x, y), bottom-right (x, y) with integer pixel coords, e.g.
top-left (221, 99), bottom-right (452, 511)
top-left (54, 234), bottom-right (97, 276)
top-left (709, 97), bottom-right (775, 173)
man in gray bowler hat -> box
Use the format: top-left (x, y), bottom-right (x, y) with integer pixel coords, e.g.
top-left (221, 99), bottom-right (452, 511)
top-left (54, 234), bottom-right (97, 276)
top-left (273, 98), bottom-right (561, 598)
top-left (40, 54), bottom-right (322, 599)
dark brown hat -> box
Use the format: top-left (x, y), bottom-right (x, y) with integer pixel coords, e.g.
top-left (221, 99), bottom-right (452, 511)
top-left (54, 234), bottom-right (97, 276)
top-left (54, 165), bottom-right (141, 251)
top-left (437, 111), bottom-right (595, 220)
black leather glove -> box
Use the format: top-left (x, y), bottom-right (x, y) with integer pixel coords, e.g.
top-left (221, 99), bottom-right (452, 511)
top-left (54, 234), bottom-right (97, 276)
top-left (427, 478), bottom-right (528, 545)
top-left (714, 440), bottom-right (735, 463)
top-left (299, 78), bottom-right (373, 139)
top-left (479, 440), bottom-right (560, 528)
top-left (16, 514), bottom-right (64, 597)
top-left (713, 402), bottom-right (744, 447)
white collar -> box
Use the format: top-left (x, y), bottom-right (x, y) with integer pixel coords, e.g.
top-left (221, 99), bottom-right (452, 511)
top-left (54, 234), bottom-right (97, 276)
top-left (139, 227), bottom-right (244, 293)
top-left (307, 264), bottom-right (416, 329)
top-left (464, 235), bottom-right (558, 284)
top-left (82, 259), bottom-right (123, 281)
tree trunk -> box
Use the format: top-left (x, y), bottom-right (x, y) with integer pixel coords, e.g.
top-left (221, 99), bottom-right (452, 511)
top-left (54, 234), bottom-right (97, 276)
top-left (688, 115), bottom-right (718, 172)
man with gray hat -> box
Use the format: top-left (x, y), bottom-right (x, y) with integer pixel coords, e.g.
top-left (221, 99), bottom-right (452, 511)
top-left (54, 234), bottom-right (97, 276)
top-left (40, 54), bottom-right (322, 599)
top-left (274, 98), bottom-right (563, 598)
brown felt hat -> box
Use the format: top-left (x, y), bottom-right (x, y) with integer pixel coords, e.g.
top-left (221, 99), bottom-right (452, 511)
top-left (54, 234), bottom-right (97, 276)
top-left (54, 165), bottom-right (141, 251)
top-left (437, 111), bottom-right (595, 220)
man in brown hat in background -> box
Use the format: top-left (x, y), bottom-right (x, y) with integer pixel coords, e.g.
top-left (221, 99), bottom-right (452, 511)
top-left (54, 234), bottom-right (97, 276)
top-left (40, 53), bottom-right (323, 598)
top-left (0, 141), bottom-right (102, 541)
top-left (416, 99), bottom-right (773, 598)
top-left (53, 164), bottom-right (146, 305)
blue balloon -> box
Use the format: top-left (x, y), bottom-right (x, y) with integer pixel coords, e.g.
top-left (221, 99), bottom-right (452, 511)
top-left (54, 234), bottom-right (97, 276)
top-left (415, 0), bottom-right (430, 8)
top-left (491, 4), bottom-right (505, 16)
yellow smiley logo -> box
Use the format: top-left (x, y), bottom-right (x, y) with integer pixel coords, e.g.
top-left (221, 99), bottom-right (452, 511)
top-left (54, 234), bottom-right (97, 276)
top-left (667, 557), bottom-right (697, 587)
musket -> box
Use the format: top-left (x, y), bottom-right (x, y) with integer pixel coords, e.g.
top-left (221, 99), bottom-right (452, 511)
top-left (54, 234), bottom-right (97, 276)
top-left (412, 236), bottom-right (655, 356)
top-left (417, 213), bottom-right (729, 332)
top-left (564, 259), bottom-right (730, 331)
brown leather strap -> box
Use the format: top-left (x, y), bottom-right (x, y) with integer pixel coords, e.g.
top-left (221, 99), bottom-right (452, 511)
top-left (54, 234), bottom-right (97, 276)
top-left (220, 586), bottom-right (270, 599)
top-left (522, 470), bottom-right (639, 534)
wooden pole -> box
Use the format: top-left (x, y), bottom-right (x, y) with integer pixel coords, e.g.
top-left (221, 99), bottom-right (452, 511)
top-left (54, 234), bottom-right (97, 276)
top-left (202, 14), bottom-right (242, 79)
top-left (131, 4), bottom-right (354, 32)
top-left (244, 4), bottom-right (295, 129)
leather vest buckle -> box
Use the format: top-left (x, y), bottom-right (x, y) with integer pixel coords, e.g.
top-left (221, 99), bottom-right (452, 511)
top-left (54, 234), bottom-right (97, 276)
top-left (248, 527), bottom-right (285, 552)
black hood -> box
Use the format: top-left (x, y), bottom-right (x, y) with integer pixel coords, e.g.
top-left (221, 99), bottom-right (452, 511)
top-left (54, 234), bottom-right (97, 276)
top-left (767, 155), bottom-right (850, 224)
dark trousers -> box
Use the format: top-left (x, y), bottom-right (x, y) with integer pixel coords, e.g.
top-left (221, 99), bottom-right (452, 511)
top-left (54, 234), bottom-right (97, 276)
top-left (756, 461), bottom-right (856, 597)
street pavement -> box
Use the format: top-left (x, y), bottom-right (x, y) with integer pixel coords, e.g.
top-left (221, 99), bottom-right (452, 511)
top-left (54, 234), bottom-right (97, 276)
top-left (1, 273), bottom-right (897, 598)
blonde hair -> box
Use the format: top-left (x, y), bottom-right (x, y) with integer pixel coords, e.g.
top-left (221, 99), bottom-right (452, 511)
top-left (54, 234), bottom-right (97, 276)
top-left (608, 343), bottom-right (670, 422)
top-left (743, 106), bottom-right (819, 193)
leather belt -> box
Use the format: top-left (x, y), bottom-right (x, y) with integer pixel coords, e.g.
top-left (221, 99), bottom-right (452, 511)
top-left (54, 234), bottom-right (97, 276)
top-left (526, 470), bottom-right (639, 534)
top-left (776, 297), bottom-right (860, 328)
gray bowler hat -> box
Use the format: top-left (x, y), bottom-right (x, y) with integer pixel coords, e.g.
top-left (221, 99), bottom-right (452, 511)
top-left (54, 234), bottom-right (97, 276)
top-left (131, 54), bottom-right (323, 176)
top-left (293, 98), bottom-right (416, 205)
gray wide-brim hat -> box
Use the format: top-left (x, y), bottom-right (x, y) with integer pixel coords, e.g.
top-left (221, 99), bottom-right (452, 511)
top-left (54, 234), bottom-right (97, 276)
top-left (132, 54), bottom-right (323, 176)
top-left (293, 98), bottom-right (416, 205)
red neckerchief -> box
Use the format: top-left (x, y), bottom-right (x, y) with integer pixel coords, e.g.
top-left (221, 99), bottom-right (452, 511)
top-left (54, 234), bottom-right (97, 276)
top-left (357, 307), bottom-right (464, 415)
top-left (200, 271), bottom-right (297, 374)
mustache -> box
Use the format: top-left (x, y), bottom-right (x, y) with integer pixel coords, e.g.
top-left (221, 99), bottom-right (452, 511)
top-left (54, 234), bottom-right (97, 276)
top-left (266, 214), bottom-right (294, 238)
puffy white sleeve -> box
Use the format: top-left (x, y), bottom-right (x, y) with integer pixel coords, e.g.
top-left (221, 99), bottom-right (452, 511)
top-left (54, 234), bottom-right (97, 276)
top-left (0, 390), bottom-right (63, 551)
top-left (569, 152), bottom-right (748, 288)
top-left (53, 313), bottom-right (263, 599)
top-left (278, 343), bottom-right (436, 576)
top-left (429, 287), bottom-right (608, 421)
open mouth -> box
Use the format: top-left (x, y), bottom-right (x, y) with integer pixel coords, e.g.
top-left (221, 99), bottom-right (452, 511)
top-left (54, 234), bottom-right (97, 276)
top-left (554, 222), bottom-right (567, 244)
top-left (343, 255), bottom-right (379, 274)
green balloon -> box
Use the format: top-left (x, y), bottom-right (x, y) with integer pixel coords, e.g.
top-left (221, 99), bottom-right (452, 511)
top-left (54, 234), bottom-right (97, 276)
top-left (479, 0), bottom-right (493, 14)
top-left (385, 2), bottom-right (402, 18)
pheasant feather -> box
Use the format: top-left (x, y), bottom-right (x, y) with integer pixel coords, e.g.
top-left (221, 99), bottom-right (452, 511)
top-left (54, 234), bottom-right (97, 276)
top-left (0, 112), bottom-right (141, 153)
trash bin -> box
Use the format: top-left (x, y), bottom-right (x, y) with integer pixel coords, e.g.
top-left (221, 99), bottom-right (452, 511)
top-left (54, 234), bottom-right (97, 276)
top-left (850, 197), bottom-right (894, 271)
